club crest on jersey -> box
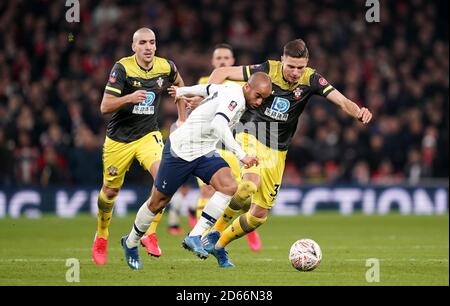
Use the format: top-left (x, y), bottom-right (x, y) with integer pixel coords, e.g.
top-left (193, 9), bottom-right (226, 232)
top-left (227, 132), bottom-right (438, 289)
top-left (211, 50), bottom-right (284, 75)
top-left (157, 77), bottom-right (164, 88)
top-left (107, 165), bottom-right (118, 176)
top-left (228, 101), bottom-right (237, 111)
top-left (109, 71), bottom-right (117, 83)
top-left (293, 87), bottom-right (303, 100)
top-left (264, 97), bottom-right (290, 121)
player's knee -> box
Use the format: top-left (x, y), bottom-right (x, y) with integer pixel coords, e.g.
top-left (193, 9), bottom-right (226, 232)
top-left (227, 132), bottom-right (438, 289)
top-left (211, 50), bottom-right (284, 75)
top-left (200, 185), bottom-right (215, 198)
top-left (237, 180), bottom-right (257, 199)
top-left (221, 180), bottom-right (238, 196)
top-left (102, 186), bottom-right (119, 199)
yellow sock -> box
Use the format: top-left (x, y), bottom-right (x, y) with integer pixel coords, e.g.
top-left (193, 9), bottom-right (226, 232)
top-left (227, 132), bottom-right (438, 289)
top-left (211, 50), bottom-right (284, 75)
top-left (214, 206), bottom-right (241, 233)
top-left (96, 189), bottom-right (116, 239)
top-left (145, 209), bottom-right (164, 236)
top-left (217, 212), bottom-right (267, 248)
top-left (213, 181), bottom-right (255, 232)
top-left (196, 197), bottom-right (208, 220)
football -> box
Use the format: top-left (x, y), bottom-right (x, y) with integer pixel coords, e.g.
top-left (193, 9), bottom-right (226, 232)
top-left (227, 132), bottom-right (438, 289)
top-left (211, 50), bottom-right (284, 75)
top-left (289, 239), bottom-right (322, 271)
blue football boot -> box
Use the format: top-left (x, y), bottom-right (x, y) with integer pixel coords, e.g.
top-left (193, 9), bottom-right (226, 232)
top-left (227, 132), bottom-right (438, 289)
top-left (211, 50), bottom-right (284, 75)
top-left (121, 235), bottom-right (143, 270)
top-left (211, 247), bottom-right (234, 268)
top-left (202, 231), bottom-right (220, 254)
top-left (182, 235), bottom-right (209, 259)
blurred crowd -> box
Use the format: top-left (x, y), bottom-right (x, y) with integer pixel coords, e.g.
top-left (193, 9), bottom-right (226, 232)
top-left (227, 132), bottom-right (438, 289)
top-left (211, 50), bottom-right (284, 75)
top-left (0, 0), bottom-right (448, 187)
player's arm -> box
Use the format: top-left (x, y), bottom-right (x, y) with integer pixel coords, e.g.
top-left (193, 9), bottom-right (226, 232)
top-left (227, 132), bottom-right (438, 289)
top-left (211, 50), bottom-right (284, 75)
top-left (100, 63), bottom-right (148, 114)
top-left (208, 66), bottom-right (245, 84)
top-left (209, 62), bottom-right (270, 84)
top-left (211, 115), bottom-right (258, 168)
top-left (100, 92), bottom-right (148, 114)
top-left (172, 72), bottom-right (188, 124)
top-left (326, 90), bottom-right (372, 124)
top-left (168, 60), bottom-right (188, 124)
top-left (311, 72), bottom-right (372, 124)
top-left (168, 84), bottom-right (220, 98)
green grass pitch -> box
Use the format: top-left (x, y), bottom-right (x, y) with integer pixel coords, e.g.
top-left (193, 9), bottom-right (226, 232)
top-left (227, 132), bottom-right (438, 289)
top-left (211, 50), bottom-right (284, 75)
top-left (0, 213), bottom-right (448, 286)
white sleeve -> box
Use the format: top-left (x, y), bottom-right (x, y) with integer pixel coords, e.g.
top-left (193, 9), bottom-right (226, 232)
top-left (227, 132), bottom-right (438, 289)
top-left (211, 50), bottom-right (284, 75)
top-left (210, 91), bottom-right (246, 160)
top-left (210, 115), bottom-right (246, 161)
top-left (176, 84), bottom-right (219, 98)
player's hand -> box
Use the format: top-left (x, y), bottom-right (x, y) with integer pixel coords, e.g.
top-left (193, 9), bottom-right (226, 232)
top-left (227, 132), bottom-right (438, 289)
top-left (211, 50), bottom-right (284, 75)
top-left (184, 96), bottom-right (203, 110)
top-left (128, 90), bottom-right (148, 104)
top-left (168, 86), bottom-right (179, 98)
top-left (357, 107), bottom-right (372, 124)
top-left (241, 155), bottom-right (259, 169)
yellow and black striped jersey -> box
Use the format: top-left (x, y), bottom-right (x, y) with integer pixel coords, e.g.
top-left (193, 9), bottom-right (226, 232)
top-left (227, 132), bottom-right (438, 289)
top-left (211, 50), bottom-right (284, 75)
top-left (104, 55), bottom-right (178, 142)
top-left (240, 60), bottom-right (335, 150)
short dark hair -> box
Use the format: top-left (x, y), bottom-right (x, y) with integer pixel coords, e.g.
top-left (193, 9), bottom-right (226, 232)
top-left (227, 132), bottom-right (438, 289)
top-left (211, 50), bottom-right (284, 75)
top-left (213, 43), bottom-right (234, 54)
top-left (283, 39), bottom-right (309, 59)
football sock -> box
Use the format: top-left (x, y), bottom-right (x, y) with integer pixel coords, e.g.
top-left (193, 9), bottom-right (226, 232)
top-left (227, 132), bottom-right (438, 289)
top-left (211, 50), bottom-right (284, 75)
top-left (213, 181), bottom-right (256, 232)
top-left (216, 212), bottom-right (267, 249)
top-left (189, 192), bottom-right (232, 237)
top-left (196, 197), bottom-right (208, 220)
top-left (126, 202), bottom-right (155, 248)
top-left (96, 189), bottom-right (116, 239)
top-left (145, 209), bottom-right (164, 236)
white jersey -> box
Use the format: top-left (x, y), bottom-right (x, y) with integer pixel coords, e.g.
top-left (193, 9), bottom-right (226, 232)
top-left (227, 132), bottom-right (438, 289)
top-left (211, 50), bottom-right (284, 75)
top-left (170, 83), bottom-right (247, 162)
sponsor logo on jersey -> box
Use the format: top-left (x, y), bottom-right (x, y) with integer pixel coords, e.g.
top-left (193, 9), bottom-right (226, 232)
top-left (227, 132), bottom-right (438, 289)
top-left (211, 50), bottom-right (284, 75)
top-left (132, 91), bottom-right (156, 114)
top-left (132, 80), bottom-right (142, 87)
top-left (264, 97), bottom-right (290, 121)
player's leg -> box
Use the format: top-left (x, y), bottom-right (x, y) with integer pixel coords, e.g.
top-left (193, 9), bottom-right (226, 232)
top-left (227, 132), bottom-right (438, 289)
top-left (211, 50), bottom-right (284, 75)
top-left (216, 203), bottom-right (268, 250)
top-left (182, 153), bottom-right (233, 259)
top-left (189, 167), bottom-right (237, 237)
top-left (239, 194), bottom-right (262, 252)
top-left (122, 187), bottom-right (172, 270)
top-left (212, 135), bottom-right (260, 233)
top-left (135, 132), bottom-right (165, 256)
top-left (122, 138), bottom-right (193, 269)
top-left (214, 148), bottom-right (262, 252)
top-left (213, 175), bottom-right (259, 233)
top-left (197, 183), bottom-right (215, 219)
top-left (210, 141), bottom-right (287, 267)
top-left (92, 137), bottom-right (134, 265)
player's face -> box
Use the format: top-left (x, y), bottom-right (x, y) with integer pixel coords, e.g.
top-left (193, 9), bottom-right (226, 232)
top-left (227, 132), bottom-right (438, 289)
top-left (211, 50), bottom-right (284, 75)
top-left (132, 32), bottom-right (157, 64)
top-left (211, 48), bottom-right (235, 68)
top-left (243, 84), bottom-right (272, 109)
top-left (281, 56), bottom-right (308, 83)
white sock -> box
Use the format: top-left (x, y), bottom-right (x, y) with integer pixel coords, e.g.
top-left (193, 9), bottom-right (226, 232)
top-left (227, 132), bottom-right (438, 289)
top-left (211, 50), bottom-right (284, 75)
top-left (126, 202), bottom-right (155, 248)
top-left (189, 192), bottom-right (231, 237)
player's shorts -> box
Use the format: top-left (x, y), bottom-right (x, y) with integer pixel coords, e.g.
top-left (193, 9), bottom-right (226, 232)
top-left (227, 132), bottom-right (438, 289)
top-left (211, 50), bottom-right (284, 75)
top-left (102, 131), bottom-right (163, 189)
top-left (236, 132), bottom-right (287, 209)
top-left (155, 139), bottom-right (230, 196)
top-left (196, 148), bottom-right (241, 188)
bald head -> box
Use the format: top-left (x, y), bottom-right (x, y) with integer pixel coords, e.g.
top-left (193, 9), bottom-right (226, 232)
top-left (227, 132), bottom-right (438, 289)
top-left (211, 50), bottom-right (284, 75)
top-left (132, 28), bottom-right (157, 67)
top-left (243, 72), bottom-right (272, 109)
top-left (133, 28), bottom-right (155, 43)
top-left (248, 72), bottom-right (272, 94)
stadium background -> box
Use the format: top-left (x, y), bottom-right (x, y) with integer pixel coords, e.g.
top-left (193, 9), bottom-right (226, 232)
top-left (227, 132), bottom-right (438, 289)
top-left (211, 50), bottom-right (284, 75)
top-left (0, 0), bottom-right (448, 286)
